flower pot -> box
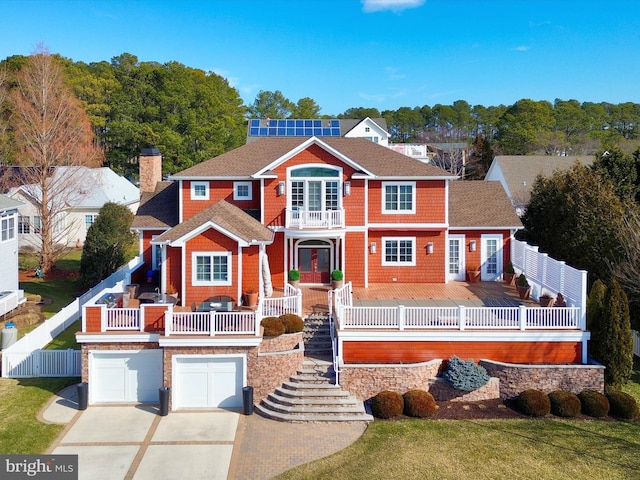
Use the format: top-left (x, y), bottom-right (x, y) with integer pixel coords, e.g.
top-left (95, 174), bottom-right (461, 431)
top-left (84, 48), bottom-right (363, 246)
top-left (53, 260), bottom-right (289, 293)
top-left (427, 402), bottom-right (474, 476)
top-left (467, 270), bottom-right (481, 284)
top-left (331, 280), bottom-right (343, 289)
top-left (289, 280), bottom-right (300, 289)
top-left (244, 291), bottom-right (258, 308)
top-left (539, 296), bottom-right (554, 307)
top-left (517, 286), bottom-right (531, 300)
top-left (504, 273), bottom-right (516, 285)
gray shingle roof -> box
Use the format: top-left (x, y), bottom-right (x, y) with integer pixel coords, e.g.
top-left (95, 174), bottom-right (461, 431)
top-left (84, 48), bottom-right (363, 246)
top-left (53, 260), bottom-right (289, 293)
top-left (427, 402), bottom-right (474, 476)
top-left (131, 182), bottom-right (178, 229)
top-left (449, 180), bottom-right (522, 228)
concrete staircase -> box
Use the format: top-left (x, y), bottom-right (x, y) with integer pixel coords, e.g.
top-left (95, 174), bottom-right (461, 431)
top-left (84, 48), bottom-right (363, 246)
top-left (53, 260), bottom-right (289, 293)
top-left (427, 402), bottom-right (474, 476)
top-left (255, 359), bottom-right (373, 422)
top-left (302, 313), bottom-right (333, 360)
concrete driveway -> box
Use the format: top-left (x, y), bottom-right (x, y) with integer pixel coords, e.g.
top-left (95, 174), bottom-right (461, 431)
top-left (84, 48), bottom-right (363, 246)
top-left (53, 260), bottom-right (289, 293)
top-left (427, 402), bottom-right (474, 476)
top-left (45, 391), bottom-right (238, 480)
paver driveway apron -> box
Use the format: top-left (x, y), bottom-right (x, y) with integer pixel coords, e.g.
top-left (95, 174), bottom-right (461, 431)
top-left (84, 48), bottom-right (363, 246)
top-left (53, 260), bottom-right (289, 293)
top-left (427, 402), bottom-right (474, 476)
top-left (50, 405), bottom-right (238, 480)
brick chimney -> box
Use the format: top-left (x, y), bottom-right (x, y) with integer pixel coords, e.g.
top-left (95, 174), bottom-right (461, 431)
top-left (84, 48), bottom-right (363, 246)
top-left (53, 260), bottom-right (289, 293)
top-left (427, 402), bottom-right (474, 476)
top-left (139, 148), bottom-right (162, 193)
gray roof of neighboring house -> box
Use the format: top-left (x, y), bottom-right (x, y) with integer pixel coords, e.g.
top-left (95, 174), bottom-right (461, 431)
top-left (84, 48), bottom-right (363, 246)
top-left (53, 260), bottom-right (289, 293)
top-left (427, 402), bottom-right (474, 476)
top-left (0, 193), bottom-right (23, 212)
top-left (486, 155), bottom-right (594, 206)
top-left (173, 137), bottom-right (454, 179)
top-left (448, 180), bottom-right (523, 229)
top-left (7, 166), bottom-right (139, 208)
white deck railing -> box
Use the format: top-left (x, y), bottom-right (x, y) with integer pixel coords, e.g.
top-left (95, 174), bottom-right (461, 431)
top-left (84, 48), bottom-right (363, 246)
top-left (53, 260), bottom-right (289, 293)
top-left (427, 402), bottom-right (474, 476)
top-left (286, 208), bottom-right (344, 229)
top-left (105, 308), bottom-right (140, 330)
top-left (336, 304), bottom-right (580, 330)
top-left (165, 311), bottom-right (258, 336)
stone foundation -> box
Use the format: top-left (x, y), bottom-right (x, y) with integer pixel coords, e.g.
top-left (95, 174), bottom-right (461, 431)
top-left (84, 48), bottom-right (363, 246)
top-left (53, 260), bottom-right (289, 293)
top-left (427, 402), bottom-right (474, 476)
top-left (428, 377), bottom-right (500, 402)
top-left (480, 359), bottom-right (605, 399)
top-left (339, 359), bottom-right (443, 400)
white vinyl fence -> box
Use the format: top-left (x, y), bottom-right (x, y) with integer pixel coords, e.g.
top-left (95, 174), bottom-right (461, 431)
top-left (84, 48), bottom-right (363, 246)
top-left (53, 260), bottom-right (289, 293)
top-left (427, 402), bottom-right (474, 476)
top-left (633, 330), bottom-right (640, 358)
top-left (1, 256), bottom-right (143, 378)
top-left (2, 349), bottom-right (81, 378)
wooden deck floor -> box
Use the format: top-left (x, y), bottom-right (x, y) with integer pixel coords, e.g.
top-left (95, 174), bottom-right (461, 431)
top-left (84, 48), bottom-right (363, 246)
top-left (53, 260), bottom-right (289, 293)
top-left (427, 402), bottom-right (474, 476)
top-left (296, 281), bottom-right (531, 316)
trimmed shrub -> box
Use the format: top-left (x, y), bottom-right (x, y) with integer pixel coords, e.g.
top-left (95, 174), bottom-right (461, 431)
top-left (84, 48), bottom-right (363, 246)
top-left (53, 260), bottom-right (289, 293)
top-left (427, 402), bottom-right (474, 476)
top-left (516, 389), bottom-right (551, 417)
top-left (441, 356), bottom-right (490, 392)
top-left (260, 316), bottom-right (285, 337)
top-left (548, 390), bottom-right (581, 418)
top-left (403, 389), bottom-right (438, 418)
top-left (606, 390), bottom-right (640, 420)
top-left (279, 314), bottom-right (304, 333)
top-left (371, 390), bottom-right (404, 419)
top-left (578, 390), bottom-right (610, 418)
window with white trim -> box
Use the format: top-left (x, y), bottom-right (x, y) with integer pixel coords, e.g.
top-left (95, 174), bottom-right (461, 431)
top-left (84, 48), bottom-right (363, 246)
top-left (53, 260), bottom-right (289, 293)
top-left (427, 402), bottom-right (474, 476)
top-left (33, 216), bottom-right (41, 234)
top-left (1, 214), bottom-right (15, 242)
top-left (18, 216), bottom-right (30, 234)
top-left (192, 252), bottom-right (232, 285)
top-left (382, 237), bottom-right (416, 266)
top-left (233, 182), bottom-right (252, 201)
top-left (85, 214), bottom-right (97, 231)
top-left (382, 182), bottom-right (415, 214)
top-left (191, 181), bottom-right (209, 200)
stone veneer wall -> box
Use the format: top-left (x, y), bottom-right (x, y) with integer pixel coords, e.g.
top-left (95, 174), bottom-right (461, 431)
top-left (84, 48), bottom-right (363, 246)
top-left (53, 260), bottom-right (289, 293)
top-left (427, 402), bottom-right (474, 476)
top-left (428, 377), bottom-right (500, 402)
top-left (339, 359), bottom-right (443, 401)
top-left (480, 359), bottom-right (605, 399)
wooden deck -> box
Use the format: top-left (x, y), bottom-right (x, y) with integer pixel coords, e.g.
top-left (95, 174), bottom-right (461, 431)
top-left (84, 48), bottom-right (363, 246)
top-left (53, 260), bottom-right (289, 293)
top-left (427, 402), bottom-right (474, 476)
top-left (297, 281), bottom-right (530, 316)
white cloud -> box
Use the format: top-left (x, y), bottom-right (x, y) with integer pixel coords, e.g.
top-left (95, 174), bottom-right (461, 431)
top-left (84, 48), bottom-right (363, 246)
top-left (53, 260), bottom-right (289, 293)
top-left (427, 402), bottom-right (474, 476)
top-left (362, 0), bottom-right (425, 13)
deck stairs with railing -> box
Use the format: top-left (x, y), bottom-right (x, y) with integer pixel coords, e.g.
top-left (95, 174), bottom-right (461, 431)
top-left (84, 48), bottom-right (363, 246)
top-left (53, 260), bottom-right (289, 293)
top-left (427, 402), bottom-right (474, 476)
top-left (302, 313), bottom-right (333, 360)
top-left (255, 359), bottom-right (373, 422)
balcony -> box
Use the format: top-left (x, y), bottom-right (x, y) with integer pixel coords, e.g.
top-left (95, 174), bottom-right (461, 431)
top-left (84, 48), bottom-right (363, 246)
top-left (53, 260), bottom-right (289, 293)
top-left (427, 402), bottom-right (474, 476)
top-left (286, 208), bottom-right (344, 229)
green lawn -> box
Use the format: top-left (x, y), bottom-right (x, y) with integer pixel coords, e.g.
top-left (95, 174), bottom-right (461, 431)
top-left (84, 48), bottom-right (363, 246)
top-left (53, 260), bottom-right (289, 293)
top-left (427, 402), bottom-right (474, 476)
top-left (0, 377), bottom-right (78, 454)
top-left (277, 418), bottom-right (640, 480)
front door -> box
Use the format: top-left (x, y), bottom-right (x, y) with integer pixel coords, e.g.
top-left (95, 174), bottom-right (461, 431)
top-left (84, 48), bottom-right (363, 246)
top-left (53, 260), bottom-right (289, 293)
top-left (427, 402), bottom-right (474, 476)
top-left (448, 235), bottom-right (466, 281)
top-left (299, 248), bottom-right (330, 284)
top-left (481, 234), bottom-right (503, 281)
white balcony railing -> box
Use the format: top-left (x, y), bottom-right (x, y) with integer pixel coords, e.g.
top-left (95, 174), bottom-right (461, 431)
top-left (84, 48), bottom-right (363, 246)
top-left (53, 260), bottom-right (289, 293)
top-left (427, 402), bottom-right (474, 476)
top-left (286, 208), bottom-right (344, 229)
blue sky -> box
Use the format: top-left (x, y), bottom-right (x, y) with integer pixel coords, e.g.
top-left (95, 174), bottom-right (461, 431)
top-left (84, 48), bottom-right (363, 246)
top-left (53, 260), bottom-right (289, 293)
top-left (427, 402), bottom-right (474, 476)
top-left (1, 0), bottom-right (639, 115)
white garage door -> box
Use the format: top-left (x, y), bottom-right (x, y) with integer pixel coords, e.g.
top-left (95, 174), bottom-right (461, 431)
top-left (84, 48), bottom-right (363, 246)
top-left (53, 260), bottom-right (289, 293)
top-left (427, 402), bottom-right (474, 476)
top-left (90, 350), bottom-right (163, 403)
top-left (174, 356), bottom-right (244, 409)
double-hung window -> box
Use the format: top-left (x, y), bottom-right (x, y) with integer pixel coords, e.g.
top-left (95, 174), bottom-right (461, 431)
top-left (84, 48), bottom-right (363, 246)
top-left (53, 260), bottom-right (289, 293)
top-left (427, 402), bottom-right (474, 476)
top-left (192, 252), bottom-right (232, 286)
top-left (382, 237), bottom-right (416, 266)
top-left (18, 216), bottom-right (30, 234)
top-left (289, 166), bottom-right (341, 212)
top-left (382, 182), bottom-right (415, 214)
top-left (85, 214), bottom-right (97, 231)
top-left (191, 181), bottom-right (209, 200)
top-left (1, 214), bottom-right (15, 242)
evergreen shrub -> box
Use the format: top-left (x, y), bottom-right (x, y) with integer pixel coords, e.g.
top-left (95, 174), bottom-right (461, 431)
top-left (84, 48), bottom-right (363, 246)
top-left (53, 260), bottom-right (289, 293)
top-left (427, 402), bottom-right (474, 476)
top-left (371, 390), bottom-right (404, 419)
top-left (606, 390), bottom-right (640, 420)
top-left (402, 389), bottom-right (438, 418)
top-left (261, 316), bottom-right (285, 337)
top-left (578, 390), bottom-right (609, 418)
top-left (441, 356), bottom-right (490, 391)
top-left (516, 389), bottom-right (551, 417)
top-left (548, 390), bottom-right (581, 418)
top-left (279, 313), bottom-right (304, 333)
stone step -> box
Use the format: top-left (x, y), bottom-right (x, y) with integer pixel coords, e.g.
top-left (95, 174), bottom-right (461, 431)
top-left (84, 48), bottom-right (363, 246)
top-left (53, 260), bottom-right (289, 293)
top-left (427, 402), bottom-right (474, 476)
top-left (297, 367), bottom-right (334, 376)
top-left (275, 386), bottom-right (351, 399)
top-left (267, 392), bottom-right (359, 407)
top-left (255, 403), bottom-right (373, 423)
top-left (303, 359), bottom-right (333, 367)
top-left (260, 397), bottom-right (367, 415)
top-left (290, 374), bottom-right (336, 384)
top-left (281, 380), bottom-right (343, 392)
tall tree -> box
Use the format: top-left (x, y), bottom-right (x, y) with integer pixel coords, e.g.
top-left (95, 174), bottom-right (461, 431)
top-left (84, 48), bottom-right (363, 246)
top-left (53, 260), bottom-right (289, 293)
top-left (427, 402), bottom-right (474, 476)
top-left (9, 46), bottom-right (102, 273)
top-left (520, 163), bottom-right (627, 285)
top-left (247, 90), bottom-right (294, 119)
top-left (592, 146), bottom-right (638, 201)
top-left (80, 202), bottom-right (136, 287)
top-left (292, 97), bottom-right (321, 118)
top-left (495, 99), bottom-right (555, 154)
top-left (339, 107), bottom-right (381, 119)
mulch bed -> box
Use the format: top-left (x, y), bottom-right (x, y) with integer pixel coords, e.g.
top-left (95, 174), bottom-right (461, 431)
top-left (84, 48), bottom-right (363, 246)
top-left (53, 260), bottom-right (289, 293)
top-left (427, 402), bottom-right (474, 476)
top-left (431, 398), bottom-right (527, 420)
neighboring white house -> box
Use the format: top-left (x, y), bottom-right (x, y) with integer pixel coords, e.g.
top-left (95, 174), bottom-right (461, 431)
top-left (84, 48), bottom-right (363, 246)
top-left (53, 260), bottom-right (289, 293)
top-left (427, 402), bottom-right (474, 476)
top-left (0, 194), bottom-right (25, 314)
top-left (485, 155), bottom-right (594, 216)
top-left (8, 167), bottom-right (140, 248)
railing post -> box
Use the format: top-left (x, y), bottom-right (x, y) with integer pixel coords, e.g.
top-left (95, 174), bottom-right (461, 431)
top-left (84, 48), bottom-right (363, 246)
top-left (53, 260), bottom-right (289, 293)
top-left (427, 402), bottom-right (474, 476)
top-left (255, 306), bottom-right (262, 336)
top-left (519, 305), bottom-right (527, 331)
top-left (398, 305), bottom-right (405, 331)
top-left (98, 306), bottom-right (104, 332)
top-left (165, 310), bottom-right (172, 336)
top-left (210, 312), bottom-right (216, 336)
top-left (296, 288), bottom-right (303, 317)
top-left (139, 306), bottom-right (145, 332)
top-left (459, 305), bottom-right (465, 331)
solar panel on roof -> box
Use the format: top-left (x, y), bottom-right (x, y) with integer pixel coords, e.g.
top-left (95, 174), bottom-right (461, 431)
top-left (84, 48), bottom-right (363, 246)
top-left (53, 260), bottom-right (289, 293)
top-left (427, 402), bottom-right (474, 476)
top-left (248, 119), bottom-right (341, 137)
